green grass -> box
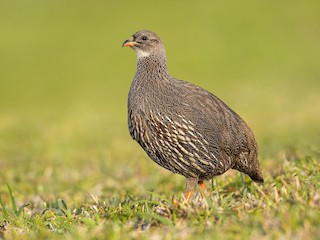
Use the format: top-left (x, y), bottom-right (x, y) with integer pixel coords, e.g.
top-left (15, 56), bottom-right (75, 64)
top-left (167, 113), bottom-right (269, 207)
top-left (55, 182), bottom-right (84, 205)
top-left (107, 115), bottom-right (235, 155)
top-left (0, 154), bottom-right (319, 239)
top-left (1, 0), bottom-right (320, 239)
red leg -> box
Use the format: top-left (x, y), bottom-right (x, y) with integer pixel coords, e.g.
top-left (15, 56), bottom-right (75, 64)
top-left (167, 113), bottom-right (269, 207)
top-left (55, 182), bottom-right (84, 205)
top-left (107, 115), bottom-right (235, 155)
top-left (185, 190), bottom-right (194, 202)
top-left (185, 177), bottom-right (198, 202)
top-left (198, 181), bottom-right (206, 198)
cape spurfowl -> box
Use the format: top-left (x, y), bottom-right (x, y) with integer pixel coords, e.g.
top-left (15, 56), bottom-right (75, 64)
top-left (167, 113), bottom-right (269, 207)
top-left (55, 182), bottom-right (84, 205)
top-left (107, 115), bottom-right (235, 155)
top-left (122, 30), bottom-right (263, 201)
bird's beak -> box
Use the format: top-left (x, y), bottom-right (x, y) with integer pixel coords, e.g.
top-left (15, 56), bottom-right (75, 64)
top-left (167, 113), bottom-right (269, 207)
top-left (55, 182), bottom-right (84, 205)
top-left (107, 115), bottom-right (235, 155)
top-left (122, 39), bottom-right (138, 47)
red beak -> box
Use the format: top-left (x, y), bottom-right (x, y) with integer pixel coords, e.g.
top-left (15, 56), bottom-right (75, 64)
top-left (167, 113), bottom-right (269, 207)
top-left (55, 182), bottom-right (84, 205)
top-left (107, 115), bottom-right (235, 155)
top-left (122, 39), bottom-right (138, 47)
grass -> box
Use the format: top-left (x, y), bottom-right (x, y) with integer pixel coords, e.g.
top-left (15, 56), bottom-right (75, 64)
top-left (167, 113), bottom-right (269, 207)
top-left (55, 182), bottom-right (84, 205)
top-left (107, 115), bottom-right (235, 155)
top-left (0, 153), bottom-right (319, 239)
top-left (1, 0), bottom-right (320, 239)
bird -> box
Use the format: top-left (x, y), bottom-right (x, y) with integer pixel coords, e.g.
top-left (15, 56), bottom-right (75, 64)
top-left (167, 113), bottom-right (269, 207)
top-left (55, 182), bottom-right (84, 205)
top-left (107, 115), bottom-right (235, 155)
top-left (122, 30), bottom-right (263, 202)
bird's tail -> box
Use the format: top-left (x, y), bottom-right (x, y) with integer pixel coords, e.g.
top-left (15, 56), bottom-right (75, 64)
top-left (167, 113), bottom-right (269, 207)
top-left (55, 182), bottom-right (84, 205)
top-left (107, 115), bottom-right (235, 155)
top-left (249, 170), bottom-right (264, 183)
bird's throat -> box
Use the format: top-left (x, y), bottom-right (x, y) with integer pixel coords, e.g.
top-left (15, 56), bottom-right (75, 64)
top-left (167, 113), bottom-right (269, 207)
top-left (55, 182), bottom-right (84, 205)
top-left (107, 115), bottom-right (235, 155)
top-left (136, 49), bottom-right (151, 58)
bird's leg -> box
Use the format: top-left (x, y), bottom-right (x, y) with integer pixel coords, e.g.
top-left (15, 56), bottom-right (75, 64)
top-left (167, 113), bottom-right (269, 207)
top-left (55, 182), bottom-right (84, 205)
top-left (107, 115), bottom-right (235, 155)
top-left (198, 180), bottom-right (206, 198)
top-left (185, 177), bottom-right (198, 202)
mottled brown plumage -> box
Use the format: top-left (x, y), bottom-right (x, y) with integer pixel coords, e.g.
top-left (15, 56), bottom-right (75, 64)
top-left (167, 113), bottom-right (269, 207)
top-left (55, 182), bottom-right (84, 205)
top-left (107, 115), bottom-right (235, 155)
top-left (122, 30), bottom-right (263, 201)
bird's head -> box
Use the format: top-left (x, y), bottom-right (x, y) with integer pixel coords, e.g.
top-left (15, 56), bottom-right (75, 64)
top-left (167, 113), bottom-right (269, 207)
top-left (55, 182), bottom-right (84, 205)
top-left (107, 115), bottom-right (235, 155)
top-left (122, 30), bottom-right (165, 59)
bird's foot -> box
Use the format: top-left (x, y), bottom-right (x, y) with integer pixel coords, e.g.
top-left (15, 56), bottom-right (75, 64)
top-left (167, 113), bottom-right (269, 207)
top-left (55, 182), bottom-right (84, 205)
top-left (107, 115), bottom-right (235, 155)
top-left (198, 181), bottom-right (206, 199)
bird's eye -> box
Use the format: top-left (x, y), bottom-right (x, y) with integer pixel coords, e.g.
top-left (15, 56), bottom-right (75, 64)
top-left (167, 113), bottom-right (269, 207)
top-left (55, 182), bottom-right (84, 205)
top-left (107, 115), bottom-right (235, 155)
top-left (142, 36), bottom-right (148, 40)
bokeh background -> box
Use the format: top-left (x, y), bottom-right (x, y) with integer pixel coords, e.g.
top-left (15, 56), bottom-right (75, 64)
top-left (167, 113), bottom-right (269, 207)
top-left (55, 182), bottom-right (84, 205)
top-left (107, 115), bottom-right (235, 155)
top-left (0, 1), bottom-right (319, 199)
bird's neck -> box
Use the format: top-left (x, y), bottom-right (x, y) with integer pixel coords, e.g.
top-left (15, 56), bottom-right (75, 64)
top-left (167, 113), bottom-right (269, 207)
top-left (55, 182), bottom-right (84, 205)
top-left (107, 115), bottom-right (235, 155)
top-left (129, 53), bottom-right (171, 111)
top-left (136, 52), bottom-right (171, 80)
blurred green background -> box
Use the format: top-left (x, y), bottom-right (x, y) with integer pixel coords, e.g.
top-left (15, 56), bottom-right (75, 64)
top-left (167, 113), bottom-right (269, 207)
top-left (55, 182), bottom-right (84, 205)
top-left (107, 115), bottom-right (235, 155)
top-left (0, 0), bottom-right (319, 196)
